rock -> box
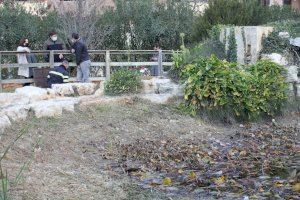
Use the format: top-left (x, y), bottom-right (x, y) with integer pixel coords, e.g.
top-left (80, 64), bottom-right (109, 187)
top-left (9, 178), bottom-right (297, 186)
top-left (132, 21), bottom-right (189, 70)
top-left (142, 78), bottom-right (162, 94)
top-left (52, 84), bottom-right (75, 96)
top-left (52, 83), bottom-right (96, 96)
top-left (278, 32), bottom-right (290, 39)
top-left (46, 88), bottom-right (57, 99)
top-left (30, 98), bottom-right (78, 118)
top-left (54, 97), bottom-right (79, 112)
top-left (30, 101), bottom-right (63, 118)
top-left (1, 105), bottom-right (29, 121)
top-left (286, 66), bottom-right (299, 83)
top-left (71, 83), bottom-right (96, 96)
top-left (0, 93), bottom-right (30, 108)
top-left (290, 37), bottom-right (300, 47)
top-left (94, 82), bottom-right (105, 96)
top-left (0, 115), bottom-right (11, 133)
top-left (79, 96), bottom-right (132, 107)
top-left (142, 77), bottom-right (183, 96)
top-left (261, 53), bottom-right (288, 66)
top-left (139, 94), bottom-right (174, 104)
top-left (15, 86), bottom-right (51, 102)
top-left (172, 84), bottom-right (184, 96)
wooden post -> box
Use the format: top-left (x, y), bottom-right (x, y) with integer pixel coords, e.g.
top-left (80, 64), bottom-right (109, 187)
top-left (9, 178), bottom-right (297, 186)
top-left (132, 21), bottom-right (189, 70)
top-left (105, 50), bottom-right (111, 79)
top-left (0, 52), bottom-right (2, 92)
top-left (158, 49), bottom-right (163, 77)
top-left (49, 50), bottom-right (54, 68)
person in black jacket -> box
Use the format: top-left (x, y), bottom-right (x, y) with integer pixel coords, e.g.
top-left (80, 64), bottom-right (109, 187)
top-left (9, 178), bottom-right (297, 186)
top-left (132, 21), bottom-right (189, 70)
top-left (44, 31), bottom-right (65, 63)
top-left (47, 60), bottom-right (69, 88)
top-left (71, 33), bottom-right (91, 83)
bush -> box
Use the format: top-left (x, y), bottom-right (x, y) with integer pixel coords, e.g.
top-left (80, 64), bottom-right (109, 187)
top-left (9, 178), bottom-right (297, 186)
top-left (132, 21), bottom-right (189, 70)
top-left (104, 69), bottom-right (142, 95)
top-left (181, 55), bottom-right (287, 120)
top-left (192, 0), bottom-right (266, 41)
top-left (261, 20), bottom-right (300, 56)
top-left (0, 5), bottom-right (59, 50)
top-left (192, 0), bottom-right (300, 41)
top-left (266, 5), bottom-right (300, 23)
top-left (100, 0), bottom-right (195, 50)
top-left (169, 26), bottom-right (226, 83)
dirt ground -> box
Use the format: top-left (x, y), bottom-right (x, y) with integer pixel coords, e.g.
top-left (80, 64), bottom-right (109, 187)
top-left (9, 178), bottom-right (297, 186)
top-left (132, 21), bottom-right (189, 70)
top-left (0, 100), bottom-right (299, 200)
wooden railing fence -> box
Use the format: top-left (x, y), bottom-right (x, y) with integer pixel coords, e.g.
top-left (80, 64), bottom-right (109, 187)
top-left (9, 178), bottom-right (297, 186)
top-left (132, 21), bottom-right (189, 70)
top-left (0, 50), bottom-right (175, 92)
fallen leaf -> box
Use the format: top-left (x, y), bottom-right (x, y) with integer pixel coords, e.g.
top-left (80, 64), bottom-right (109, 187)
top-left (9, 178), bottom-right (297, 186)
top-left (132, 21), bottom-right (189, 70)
top-left (214, 176), bottom-right (226, 185)
top-left (239, 150), bottom-right (247, 156)
top-left (292, 183), bottom-right (300, 192)
top-left (163, 177), bottom-right (172, 186)
top-left (188, 171), bottom-right (197, 179)
top-left (274, 181), bottom-right (284, 187)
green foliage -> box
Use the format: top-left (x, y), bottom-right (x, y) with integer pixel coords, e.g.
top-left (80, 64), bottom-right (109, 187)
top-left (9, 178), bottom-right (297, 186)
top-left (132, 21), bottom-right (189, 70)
top-left (192, 0), bottom-right (266, 41)
top-left (266, 5), bottom-right (300, 23)
top-left (105, 69), bottom-right (142, 95)
top-left (248, 60), bottom-right (288, 115)
top-left (260, 30), bottom-right (291, 55)
top-left (226, 28), bottom-right (237, 62)
top-left (181, 55), bottom-right (287, 120)
top-left (192, 0), bottom-right (300, 41)
top-left (261, 20), bottom-right (300, 56)
top-left (0, 166), bottom-right (8, 200)
top-left (169, 26), bottom-right (226, 82)
top-left (0, 5), bottom-right (59, 50)
top-left (100, 0), bottom-right (195, 50)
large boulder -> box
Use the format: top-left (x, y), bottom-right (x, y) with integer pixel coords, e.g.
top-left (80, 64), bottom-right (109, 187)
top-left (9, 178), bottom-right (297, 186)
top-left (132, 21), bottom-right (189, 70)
top-left (94, 81), bottom-right (105, 96)
top-left (79, 96), bottom-right (132, 107)
top-left (52, 83), bottom-right (97, 96)
top-left (139, 94), bottom-right (175, 104)
top-left (0, 115), bottom-right (11, 133)
top-left (15, 86), bottom-right (52, 102)
top-left (30, 101), bottom-right (63, 118)
top-left (52, 84), bottom-right (75, 96)
top-left (142, 78), bottom-right (183, 96)
top-left (261, 53), bottom-right (288, 66)
top-left (30, 98), bottom-right (78, 118)
top-left (0, 105), bottom-right (29, 121)
top-left (0, 93), bottom-right (29, 108)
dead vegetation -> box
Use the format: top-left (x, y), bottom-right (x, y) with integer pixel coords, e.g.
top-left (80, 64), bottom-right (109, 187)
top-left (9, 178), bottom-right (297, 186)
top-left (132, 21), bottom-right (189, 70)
top-left (0, 101), bottom-right (299, 199)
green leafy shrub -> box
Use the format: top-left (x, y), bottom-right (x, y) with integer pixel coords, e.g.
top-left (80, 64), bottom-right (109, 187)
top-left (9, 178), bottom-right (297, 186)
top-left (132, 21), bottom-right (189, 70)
top-left (169, 26), bottom-right (225, 83)
top-left (192, 0), bottom-right (300, 41)
top-left (181, 55), bottom-right (287, 120)
top-left (105, 69), bottom-right (142, 95)
top-left (266, 5), bottom-right (300, 23)
top-left (192, 0), bottom-right (266, 41)
top-left (100, 0), bottom-right (195, 50)
top-left (226, 28), bottom-right (237, 62)
top-left (261, 20), bottom-right (300, 56)
top-left (248, 60), bottom-right (288, 115)
top-left (0, 5), bottom-right (60, 50)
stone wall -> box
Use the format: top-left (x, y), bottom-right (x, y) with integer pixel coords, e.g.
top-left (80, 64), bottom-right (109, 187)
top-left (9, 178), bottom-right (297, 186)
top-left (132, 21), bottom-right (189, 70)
top-left (0, 78), bottom-right (183, 134)
top-left (220, 26), bottom-right (274, 65)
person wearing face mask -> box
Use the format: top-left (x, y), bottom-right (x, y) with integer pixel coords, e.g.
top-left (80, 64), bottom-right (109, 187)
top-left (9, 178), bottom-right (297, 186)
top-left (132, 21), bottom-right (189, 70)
top-left (17, 38), bottom-right (31, 86)
top-left (71, 33), bottom-right (91, 83)
top-left (43, 31), bottom-right (65, 63)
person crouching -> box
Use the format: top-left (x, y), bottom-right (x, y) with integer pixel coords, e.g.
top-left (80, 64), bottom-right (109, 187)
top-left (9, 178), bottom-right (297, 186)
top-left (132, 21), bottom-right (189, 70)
top-left (47, 59), bottom-right (69, 88)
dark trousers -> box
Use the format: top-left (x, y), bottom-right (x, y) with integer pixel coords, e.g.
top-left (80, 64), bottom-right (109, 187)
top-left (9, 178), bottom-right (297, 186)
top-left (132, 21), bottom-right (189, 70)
top-left (23, 54), bottom-right (37, 86)
top-left (151, 65), bottom-right (159, 76)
